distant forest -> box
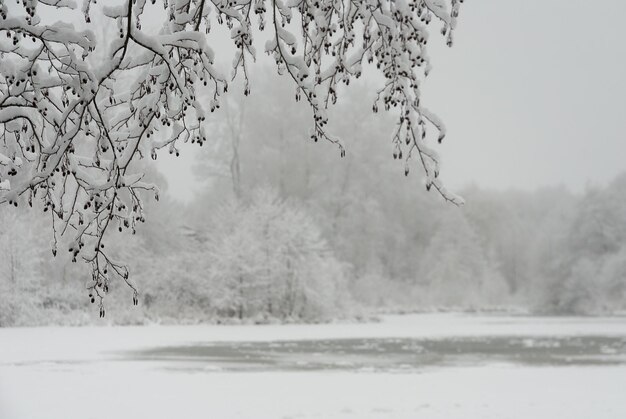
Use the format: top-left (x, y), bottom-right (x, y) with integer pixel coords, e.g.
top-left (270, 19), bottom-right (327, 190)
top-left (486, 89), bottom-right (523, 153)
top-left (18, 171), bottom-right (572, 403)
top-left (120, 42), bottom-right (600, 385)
top-left (2, 73), bottom-right (625, 326)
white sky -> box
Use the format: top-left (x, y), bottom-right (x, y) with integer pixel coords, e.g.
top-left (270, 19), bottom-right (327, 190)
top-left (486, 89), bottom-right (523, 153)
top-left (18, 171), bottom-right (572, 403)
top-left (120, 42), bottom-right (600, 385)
top-left (112, 1), bottom-right (626, 200)
top-left (424, 0), bottom-right (626, 194)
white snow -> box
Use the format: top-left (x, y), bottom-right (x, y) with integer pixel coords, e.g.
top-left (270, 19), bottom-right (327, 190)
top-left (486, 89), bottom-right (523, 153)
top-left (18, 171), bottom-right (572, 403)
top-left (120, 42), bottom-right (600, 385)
top-left (1, 314), bottom-right (626, 419)
top-left (3, 313), bottom-right (626, 364)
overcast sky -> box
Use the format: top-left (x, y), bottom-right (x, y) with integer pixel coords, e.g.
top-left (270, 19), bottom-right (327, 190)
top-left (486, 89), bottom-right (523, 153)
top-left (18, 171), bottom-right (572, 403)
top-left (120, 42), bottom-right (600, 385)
top-left (153, 1), bottom-right (626, 200)
top-left (426, 0), bottom-right (626, 193)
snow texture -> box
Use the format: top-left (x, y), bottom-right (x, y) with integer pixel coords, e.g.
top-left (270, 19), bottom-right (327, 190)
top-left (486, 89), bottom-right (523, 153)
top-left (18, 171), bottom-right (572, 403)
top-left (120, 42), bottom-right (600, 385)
top-left (1, 314), bottom-right (626, 419)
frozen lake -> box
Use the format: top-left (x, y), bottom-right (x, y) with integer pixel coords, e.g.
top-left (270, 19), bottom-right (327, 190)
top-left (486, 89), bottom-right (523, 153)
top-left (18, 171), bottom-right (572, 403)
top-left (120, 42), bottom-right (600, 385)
top-left (2, 314), bottom-right (626, 418)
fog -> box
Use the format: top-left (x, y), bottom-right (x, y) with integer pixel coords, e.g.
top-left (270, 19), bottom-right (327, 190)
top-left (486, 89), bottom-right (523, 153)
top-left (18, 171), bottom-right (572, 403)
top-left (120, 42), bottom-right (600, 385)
top-left (158, 0), bottom-right (626, 202)
top-left (4, 65), bottom-right (626, 320)
top-left (1, 1), bottom-right (626, 418)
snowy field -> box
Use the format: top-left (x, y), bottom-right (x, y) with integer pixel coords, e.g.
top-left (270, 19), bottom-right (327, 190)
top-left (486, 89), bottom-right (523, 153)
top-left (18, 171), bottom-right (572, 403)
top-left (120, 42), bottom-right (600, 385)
top-left (2, 314), bottom-right (626, 419)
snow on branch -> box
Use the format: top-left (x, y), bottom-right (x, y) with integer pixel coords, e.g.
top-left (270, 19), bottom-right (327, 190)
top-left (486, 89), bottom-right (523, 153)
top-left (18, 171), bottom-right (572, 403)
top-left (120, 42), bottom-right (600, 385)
top-left (0, 0), bottom-right (464, 313)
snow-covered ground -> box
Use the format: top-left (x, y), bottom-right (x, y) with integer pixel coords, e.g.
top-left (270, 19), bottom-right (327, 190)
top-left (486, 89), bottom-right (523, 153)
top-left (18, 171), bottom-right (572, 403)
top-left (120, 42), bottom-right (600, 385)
top-left (2, 314), bottom-right (626, 419)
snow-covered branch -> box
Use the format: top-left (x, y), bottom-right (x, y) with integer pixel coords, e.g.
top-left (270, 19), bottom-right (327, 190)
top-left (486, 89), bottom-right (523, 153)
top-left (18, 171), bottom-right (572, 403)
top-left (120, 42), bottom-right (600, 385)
top-left (0, 0), bottom-right (463, 313)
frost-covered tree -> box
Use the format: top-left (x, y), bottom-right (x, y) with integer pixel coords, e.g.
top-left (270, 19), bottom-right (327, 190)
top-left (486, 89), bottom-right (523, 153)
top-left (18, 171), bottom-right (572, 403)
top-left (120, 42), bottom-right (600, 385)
top-left (417, 209), bottom-right (508, 308)
top-left (207, 187), bottom-right (349, 321)
top-left (0, 206), bottom-right (51, 325)
top-left (600, 246), bottom-right (626, 312)
top-left (534, 176), bottom-right (626, 314)
top-left (195, 71), bottom-right (440, 285)
top-left (0, 0), bottom-right (463, 310)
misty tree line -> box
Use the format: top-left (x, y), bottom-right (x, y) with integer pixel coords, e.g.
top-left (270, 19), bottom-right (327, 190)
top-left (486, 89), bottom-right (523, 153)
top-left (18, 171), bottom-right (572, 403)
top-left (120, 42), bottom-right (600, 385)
top-left (0, 183), bottom-right (352, 325)
top-left (2, 73), bottom-right (625, 325)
